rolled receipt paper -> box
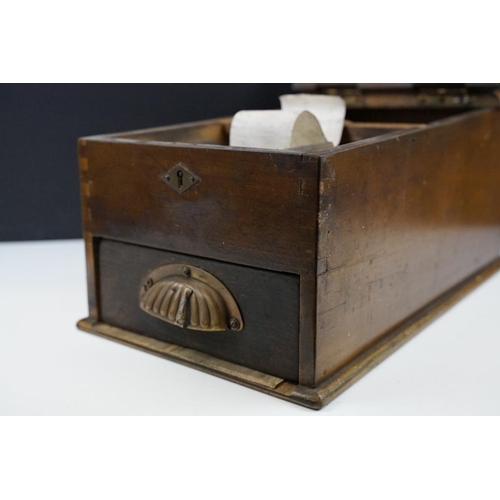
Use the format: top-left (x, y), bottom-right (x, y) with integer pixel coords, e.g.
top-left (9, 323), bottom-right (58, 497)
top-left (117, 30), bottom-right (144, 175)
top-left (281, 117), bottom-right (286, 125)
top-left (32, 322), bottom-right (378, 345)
top-left (229, 110), bottom-right (326, 149)
top-left (229, 94), bottom-right (346, 150)
top-left (280, 94), bottom-right (346, 147)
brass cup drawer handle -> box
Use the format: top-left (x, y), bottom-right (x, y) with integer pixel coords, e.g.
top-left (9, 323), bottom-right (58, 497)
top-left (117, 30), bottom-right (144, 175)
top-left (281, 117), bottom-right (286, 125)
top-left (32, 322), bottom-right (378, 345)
top-left (139, 264), bottom-right (243, 332)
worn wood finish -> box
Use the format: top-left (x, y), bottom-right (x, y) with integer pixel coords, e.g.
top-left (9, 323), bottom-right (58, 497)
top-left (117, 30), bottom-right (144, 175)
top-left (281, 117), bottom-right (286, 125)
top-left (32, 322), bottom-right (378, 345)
top-left (80, 137), bottom-right (318, 275)
top-left (78, 258), bottom-right (500, 409)
top-left (98, 238), bottom-right (301, 381)
top-left (77, 94), bottom-right (500, 408)
top-left (111, 117), bottom-right (232, 145)
top-left (79, 126), bottom-right (320, 385)
top-left (340, 120), bottom-right (425, 144)
top-left (346, 108), bottom-right (474, 124)
top-left (78, 149), bottom-right (99, 323)
top-left (315, 108), bottom-right (500, 384)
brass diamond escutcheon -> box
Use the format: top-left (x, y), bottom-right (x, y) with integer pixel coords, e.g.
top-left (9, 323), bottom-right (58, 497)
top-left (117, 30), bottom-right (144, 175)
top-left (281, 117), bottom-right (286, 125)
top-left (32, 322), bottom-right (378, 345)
top-left (161, 163), bottom-right (200, 194)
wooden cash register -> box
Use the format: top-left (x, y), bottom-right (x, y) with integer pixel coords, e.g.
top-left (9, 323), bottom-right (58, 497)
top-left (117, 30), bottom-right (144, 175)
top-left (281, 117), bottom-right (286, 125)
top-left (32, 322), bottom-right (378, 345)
top-left (77, 84), bottom-right (500, 409)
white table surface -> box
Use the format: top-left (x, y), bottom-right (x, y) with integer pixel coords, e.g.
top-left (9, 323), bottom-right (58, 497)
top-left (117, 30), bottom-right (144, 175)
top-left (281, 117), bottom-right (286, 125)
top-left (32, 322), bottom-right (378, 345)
top-left (0, 239), bottom-right (499, 415)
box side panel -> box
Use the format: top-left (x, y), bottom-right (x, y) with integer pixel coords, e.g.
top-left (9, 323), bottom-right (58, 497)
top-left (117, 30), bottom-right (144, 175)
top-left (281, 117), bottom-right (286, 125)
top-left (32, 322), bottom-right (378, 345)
top-left (316, 109), bottom-right (500, 384)
top-left (82, 141), bottom-right (318, 275)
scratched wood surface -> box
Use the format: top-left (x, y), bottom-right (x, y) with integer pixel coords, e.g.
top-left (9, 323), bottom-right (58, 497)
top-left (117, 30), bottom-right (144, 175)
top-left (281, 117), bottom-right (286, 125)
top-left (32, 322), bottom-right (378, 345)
top-left (315, 108), bottom-right (500, 385)
top-left (79, 134), bottom-right (318, 275)
top-left (78, 122), bottom-right (321, 385)
top-left (78, 105), bottom-right (500, 394)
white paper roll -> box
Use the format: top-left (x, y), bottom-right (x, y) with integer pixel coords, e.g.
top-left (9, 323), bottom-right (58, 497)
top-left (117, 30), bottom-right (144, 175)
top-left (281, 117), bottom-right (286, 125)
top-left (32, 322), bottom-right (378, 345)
top-left (279, 94), bottom-right (346, 147)
top-left (229, 110), bottom-right (327, 149)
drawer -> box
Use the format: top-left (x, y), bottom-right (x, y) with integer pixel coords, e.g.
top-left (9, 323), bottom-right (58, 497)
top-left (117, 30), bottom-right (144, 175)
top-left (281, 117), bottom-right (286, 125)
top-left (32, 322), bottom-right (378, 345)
top-left (97, 238), bottom-right (300, 381)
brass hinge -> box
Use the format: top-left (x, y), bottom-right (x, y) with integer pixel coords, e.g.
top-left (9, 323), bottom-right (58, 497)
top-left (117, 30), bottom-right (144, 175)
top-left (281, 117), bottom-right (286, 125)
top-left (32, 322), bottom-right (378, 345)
top-left (322, 85), bottom-right (500, 108)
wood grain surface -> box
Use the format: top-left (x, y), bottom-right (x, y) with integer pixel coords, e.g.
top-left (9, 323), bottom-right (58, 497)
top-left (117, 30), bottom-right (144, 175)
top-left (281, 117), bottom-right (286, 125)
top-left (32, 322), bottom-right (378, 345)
top-left (78, 105), bottom-right (500, 394)
top-left (315, 108), bottom-right (500, 384)
top-left (79, 132), bottom-right (319, 275)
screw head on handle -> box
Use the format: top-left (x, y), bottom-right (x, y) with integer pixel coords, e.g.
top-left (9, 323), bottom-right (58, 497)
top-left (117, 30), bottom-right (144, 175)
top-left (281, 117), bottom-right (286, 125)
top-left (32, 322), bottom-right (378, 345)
top-left (229, 317), bottom-right (240, 330)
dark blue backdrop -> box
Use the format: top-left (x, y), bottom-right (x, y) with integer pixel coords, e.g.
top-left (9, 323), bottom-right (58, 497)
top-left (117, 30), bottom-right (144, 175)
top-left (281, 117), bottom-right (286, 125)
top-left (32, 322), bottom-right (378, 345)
top-left (0, 83), bottom-right (290, 241)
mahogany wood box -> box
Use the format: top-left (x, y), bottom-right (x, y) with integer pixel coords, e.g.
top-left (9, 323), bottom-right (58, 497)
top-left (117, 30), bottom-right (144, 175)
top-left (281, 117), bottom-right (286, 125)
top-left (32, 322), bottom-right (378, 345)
top-left (77, 86), bottom-right (500, 409)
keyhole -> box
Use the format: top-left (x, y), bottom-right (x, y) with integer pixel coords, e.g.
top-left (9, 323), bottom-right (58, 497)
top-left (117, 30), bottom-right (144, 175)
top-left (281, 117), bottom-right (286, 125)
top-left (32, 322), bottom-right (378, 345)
top-left (177, 170), bottom-right (183, 188)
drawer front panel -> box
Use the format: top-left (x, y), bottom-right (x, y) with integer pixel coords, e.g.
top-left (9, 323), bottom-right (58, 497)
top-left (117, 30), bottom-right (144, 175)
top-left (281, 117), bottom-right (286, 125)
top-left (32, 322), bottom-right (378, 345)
top-left (98, 239), bottom-right (300, 381)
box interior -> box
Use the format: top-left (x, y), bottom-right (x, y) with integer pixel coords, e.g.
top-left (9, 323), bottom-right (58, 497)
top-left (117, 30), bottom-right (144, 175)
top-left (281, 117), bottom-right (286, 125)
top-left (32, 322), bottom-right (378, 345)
top-left (111, 107), bottom-right (476, 148)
